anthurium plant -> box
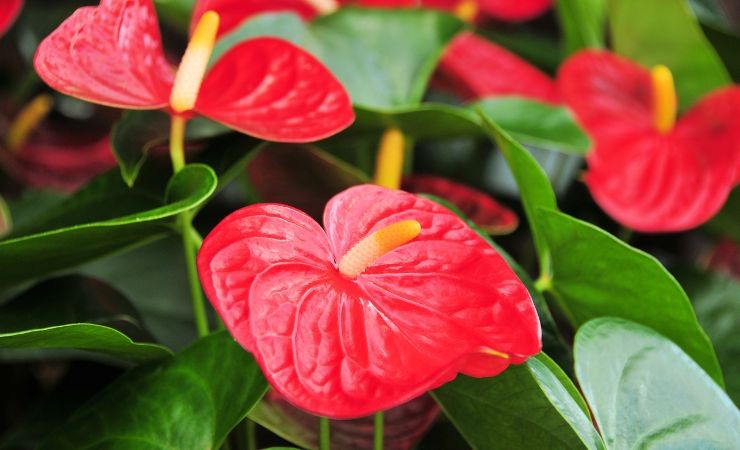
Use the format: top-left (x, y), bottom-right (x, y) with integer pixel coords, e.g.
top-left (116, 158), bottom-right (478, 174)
top-left (0, 0), bottom-right (739, 449)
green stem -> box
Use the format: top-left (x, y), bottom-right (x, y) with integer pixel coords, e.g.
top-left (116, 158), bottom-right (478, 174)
top-left (170, 116), bottom-right (209, 337)
top-left (245, 419), bottom-right (257, 450)
top-left (617, 226), bottom-right (634, 244)
top-left (374, 411), bottom-right (384, 450)
top-left (319, 417), bottom-right (330, 450)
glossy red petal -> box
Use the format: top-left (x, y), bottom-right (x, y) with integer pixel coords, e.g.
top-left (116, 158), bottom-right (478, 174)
top-left (403, 174), bottom-right (518, 234)
top-left (196, 37), bottom-right (354, 142)
top-left (435, 32), bottom-right (559, 103)
top-left (557, 50), bottom-right (654, 152)
top-left (478, 0), bottom-right (552, 21)
top-left (0, 0), bottom-right (23, 37)
top-left (33, 0), bottom-right (174, 109)
top-left (197, 204), bottom-right (334, 351)
top-left (190, 0), bottom-right (317, 38)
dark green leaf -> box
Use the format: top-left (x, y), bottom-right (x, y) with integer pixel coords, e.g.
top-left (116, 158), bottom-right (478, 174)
top-left (351, 104), bottom-right (483, 140)
top-left (475, 98), bottom-right (591, 155)
top-left (39, 331), bottom-right (268, 450)
top-left (575, 318), bottom-right (740, 449)
top-left (678, 268), bottom-right (740, 404)
top-left (112, 110), bottom-right (230, 186)
top-left (538, 208), bottom-right (724, 385)
top-left (432, 353), bottom-right (604, 450)
top-left (213, 9), bottom-right (465, 109)
top-left (610, 0), bottom-right (731, 109)
top-left (707, 187), bottom-right (740, 241)
top-left (0, 164), bottom-right (217, 289)
top-left (477, 111), bottom-right (557, 274)
top-left (555, 0), bottom-right (607, 53)
top-left (0, 276), bottom-right (171, 363)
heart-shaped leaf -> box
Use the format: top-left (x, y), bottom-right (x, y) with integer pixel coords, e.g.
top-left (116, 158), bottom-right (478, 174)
top-left (610, 0), bottom-right (731, 109)
top-left (212, 9), bottom-right (465, 110)
top-left (537, 208), bottom-right (724, 386)
top-left (432, 353), bottom-right (605, 450)
top-left (0, 164), bottom-right (216, 289)
top-left (475, 97), bottom-right (591, 155)
top-left (575, 317), bottom-right (740, 449)
top-left (0, 276), bottom-right (171, 363)
top-left (39, 331), bottom-right (268, 450)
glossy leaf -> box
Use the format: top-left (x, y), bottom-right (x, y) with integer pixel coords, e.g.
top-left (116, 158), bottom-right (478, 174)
top-left (538, 208), bottom-right (724, 385)
top-left (610, 0), bottom-right (731, 109)
top-left (0, 164), bottom-right (217, 288)
top-left (39, 331), bottom-right (268, 450)
top-left (212, 9), bottom-right (465, 109)
top-left (435, 32), bottom-right (559, 104)
top-left (477, 111), bottom-right (557, 274)
top-left (575, 318), bottom-right (740, 449)
top-left (197, 37), bottom-right (355, 142)
top-left (198, 185), bottom-right (541, 418)
top-left (475, 97), bottom-right (591, 155)
top-left (246, 143), bottom-right (369, 220)
top-left (0, 276), bottom-right (171, 363)
top-left (351, 104), bottom-right (483, 140)
top-left (432, 353), bottom-right (604, 450)
top-left (679, 268), bottom-right (740, 404)
top-left (33, 0), bottom-right (174, 109)
top-left (555, 0), bottom-right (606, 53)
top-left (111, 110), bottom-right (229, 186)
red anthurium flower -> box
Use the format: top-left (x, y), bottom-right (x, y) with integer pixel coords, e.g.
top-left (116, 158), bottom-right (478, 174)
top-left (190, 0), bottom-right (320, 38)
top-left (403, 174), bottom-right (519, 234)
top-left (198, 185), bottom-right (541, 418)
top-left (435, 32), bottom-right (559, 103)
top-left (558, 50), bottom-right (740, 232)
top-left (0, 0), bottom-right (23, 37)
top-left (34, 0), bottom-right (354, 143)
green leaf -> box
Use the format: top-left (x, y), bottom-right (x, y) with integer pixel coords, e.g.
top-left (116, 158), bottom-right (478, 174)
top-left (555, 0), bottom-right (607, 53)
top-left (575, 318), bottom-right (740, 449)
top-left (610, 0), bottom-right (731, 109)
top-left (707, 187), bottom-right (740, 241)
top-left (432, 353), bottom-right (605, 450)
top-left (678, 268), bottom-right (740, 404)
top-left (213, 9), bottom-right (465, 109)
top-left (0, 164), bottom-right (217, 289)
top-left (537, 208), bottom-right (724, 386)
top-left (351, 104), bottom-right (483, 140)
top-left (112, 110), bottom-right (229, 186)
top-left (477, 111), bottom-right (557, 274)
top-left (475, 98), bottom-right (591, 155)
top-left (0, 276), bottom-right (171, 363)
top-left (0, 194), bottom-right (11, 237)
top-left (39, 331), bottom-right (268, 450)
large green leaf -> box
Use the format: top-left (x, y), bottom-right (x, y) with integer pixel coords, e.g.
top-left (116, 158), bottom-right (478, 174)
top-left (432, 353), bottom-right (605, 450)
top-left (351, 104), bottom-right (483, 140)
top-left (678, 268), bottom-right (740, 404)
top-left (111, 110), bottom-right (230, 186)
top-left (213, 9), bottom-right (465, 110)
top-left (0, 164), bottom-right (217, 289)
top-left (0, 276), bottom-right (171, 363)
top-left (610, 0), bottom-right (731, 109)
top-left (477, 111), bottom-right (558, 275)
top-left (575, 318), bottom-right (740, 449)
top-left (537, 208), bottom-right (724, 385)
top-left (39, 331), bottom-right (268, 450)
top-left (556, 0), bottom-right (607, 53)
top-left (475, 98), bottom-right (591, 155)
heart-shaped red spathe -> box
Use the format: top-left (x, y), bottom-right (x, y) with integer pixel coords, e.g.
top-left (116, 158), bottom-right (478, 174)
top-left (190, 0), bottom-right (318, 38)
top-left (0, 0), bottom-right (23, 37)
top-left (196, 37), bottom-right (355, 142)
top-left (198, 185), bottom-right (541, 418)
top-left (558, 50), bottom-right (740, 232)
top-left (435, 32), bottom-right (559, 103)
top-left (34, 0), bottom-right (354, 142)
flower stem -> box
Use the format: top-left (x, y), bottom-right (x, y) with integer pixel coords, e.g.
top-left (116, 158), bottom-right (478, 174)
top-left (618, 226), bottom-right (634, 244)
top-left (319, 417), bottom-right (330, 450)
top-left (245, 418), bottom-right (257, 450)
top-left (374, 411), bottom-right (384, 450)
top-left (170, 116), bottom-right (209, 337)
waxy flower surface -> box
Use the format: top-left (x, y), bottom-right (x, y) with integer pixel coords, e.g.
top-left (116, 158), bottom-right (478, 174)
top-left (33, 0), bottom-right (354, 142)
top-left (198, 185), bottom-right (541, 418)
top-left (0, 0), bottom-right (23, 37)
top-left (558, 50), bottom-right (740, 232)
top-left (436, 32), bottom-right (558, 103)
